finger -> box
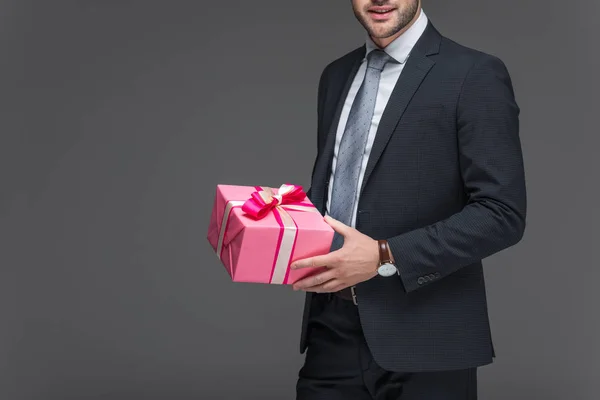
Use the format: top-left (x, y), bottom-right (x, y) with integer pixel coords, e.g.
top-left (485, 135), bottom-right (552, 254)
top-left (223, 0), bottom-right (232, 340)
top-left (291, 253), bottom-right (334, 270)
top-left (293, 269), bottom-right (338, 290)
top-left (324, 215), bottom-right (352, 237)
top-left (303, 279), bottom-right (347, 293)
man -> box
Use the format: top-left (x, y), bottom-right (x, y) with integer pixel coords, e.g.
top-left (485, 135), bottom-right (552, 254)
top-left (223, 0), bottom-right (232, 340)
top-left (290, 0), bottom-right (527, 399)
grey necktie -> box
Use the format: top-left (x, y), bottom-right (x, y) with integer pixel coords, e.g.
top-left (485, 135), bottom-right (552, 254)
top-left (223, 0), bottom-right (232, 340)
top-left (328, 49), bottom-right (392, 251)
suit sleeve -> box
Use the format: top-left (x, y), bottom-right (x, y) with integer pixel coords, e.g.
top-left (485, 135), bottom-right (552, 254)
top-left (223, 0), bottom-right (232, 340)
top-left (388, 55), bottom-right (527, 293)
top-left (306, 65), bottom-right (331, 202)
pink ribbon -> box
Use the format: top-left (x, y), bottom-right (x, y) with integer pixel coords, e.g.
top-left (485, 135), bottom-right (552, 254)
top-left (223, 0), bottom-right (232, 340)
top-left (242, 184), bottom-right (310, 219)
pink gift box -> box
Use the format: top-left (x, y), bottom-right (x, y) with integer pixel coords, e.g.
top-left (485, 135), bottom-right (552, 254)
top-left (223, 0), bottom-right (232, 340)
top-left (207, 184), bottom-right (334, 284)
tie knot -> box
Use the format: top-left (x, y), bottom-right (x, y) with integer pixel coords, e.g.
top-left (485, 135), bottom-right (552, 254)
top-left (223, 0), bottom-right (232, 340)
top-left (367, 49), bottom-right (393, 71)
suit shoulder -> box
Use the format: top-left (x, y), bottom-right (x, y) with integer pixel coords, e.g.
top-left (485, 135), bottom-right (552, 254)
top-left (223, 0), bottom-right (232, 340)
top-left (438, 36), bottom-right (510, 72)
top-left (437, 35), bottom-right (517, 103)
top-left (319, 45), bottom-right (364, 79)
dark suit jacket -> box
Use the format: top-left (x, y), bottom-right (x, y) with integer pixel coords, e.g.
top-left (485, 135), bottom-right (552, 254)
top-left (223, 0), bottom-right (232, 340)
top-left (300, 20), bottom-right (527, 372)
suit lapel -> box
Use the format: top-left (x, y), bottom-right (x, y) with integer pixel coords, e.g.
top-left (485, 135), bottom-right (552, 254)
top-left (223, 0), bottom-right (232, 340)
top-left (359, 54), bottom-right (434, 195)
top-left (311, 21), bottom-right (443, 211)
top-left (360, 22), bottom-right (441, 196)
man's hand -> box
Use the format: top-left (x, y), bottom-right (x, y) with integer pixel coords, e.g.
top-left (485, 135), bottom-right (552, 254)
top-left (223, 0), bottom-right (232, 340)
top-left (291, 215), bottom-right (379, 293)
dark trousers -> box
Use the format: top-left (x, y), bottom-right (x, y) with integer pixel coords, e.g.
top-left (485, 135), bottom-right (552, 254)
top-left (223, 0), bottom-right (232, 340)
top-left (296, 293), bottom-right (478, 400)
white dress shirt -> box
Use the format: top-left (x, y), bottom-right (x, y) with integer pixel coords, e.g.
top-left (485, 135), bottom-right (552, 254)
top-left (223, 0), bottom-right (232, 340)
top-left (325, 9), bottom-right (429, 227)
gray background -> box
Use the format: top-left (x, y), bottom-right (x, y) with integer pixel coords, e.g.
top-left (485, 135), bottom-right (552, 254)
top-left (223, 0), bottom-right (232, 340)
top-left (1, 1), bottom-right (597, 399)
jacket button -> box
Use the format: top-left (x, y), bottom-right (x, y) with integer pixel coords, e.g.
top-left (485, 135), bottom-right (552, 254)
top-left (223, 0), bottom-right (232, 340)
top-left (434, 272), bottom-right (441, 278)
top-left (417, 277), bottom-right (425, 285)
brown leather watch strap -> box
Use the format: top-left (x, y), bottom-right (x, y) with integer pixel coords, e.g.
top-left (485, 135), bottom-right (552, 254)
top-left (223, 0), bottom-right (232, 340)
top-left (377, 240), bottom-right (392, 264)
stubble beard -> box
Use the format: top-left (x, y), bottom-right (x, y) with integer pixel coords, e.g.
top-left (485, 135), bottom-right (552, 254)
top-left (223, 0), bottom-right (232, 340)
top-left (354, 1), bottom-right (419, 39)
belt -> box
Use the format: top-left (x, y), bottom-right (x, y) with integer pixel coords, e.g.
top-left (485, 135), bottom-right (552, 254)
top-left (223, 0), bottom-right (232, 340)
top-left (333, 286), bottom-right (358, 305)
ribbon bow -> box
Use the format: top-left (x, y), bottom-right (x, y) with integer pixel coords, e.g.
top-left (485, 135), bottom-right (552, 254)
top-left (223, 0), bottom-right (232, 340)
top-left (242, 184), bottom-right (307, 219)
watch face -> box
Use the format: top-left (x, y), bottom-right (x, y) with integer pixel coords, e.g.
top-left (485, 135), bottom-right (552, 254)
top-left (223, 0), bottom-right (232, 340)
top-left (377, 263), bottom-right (398, 277)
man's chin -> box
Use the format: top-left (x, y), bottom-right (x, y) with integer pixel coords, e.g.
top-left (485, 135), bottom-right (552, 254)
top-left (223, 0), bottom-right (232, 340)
top-left (368, 28), bottom-right (397, 40)
top-left (362, 20), bottom-right (398, 38)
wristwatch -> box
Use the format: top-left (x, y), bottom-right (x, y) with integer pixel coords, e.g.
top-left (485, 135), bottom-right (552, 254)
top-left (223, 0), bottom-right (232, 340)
top-left (376, 239), bottom-right (398, 277)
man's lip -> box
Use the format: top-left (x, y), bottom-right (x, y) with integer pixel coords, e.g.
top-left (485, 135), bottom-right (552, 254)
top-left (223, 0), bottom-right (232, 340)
top-left (368, 6), bottom-right (395, 12)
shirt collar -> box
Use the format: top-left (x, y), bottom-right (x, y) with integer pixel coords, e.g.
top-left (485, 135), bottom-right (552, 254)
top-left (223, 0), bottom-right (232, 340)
top-left (364, 8), bottom-right (428, 64)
